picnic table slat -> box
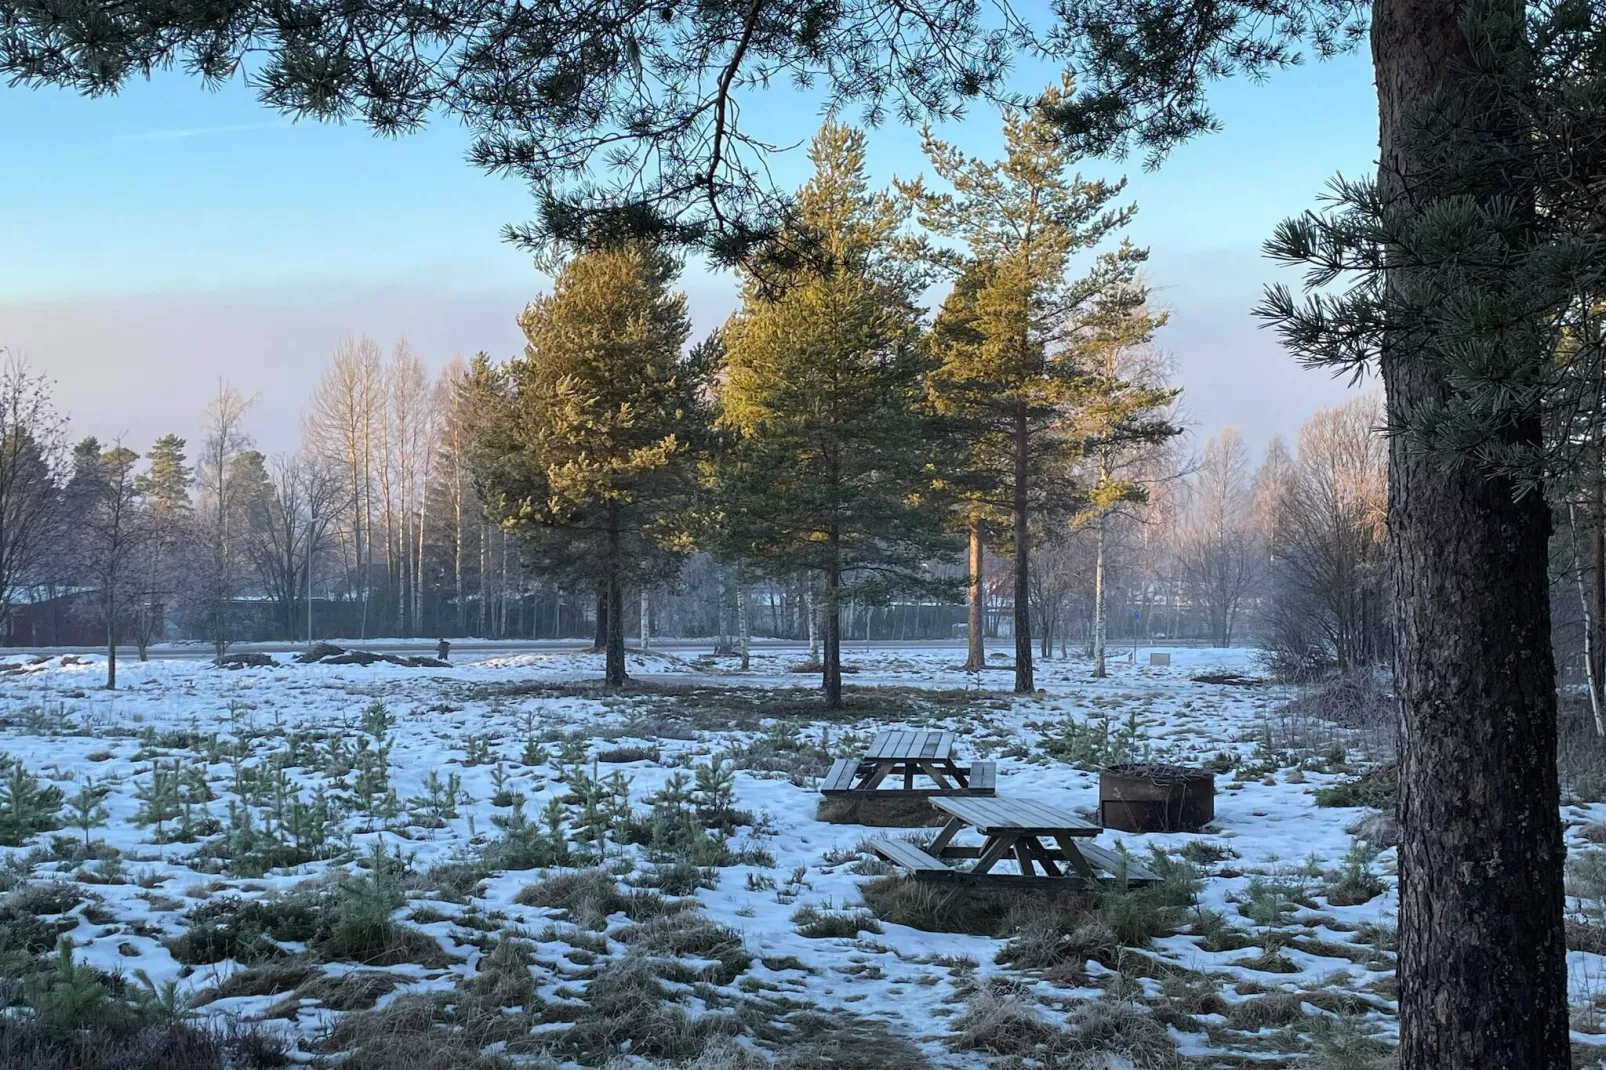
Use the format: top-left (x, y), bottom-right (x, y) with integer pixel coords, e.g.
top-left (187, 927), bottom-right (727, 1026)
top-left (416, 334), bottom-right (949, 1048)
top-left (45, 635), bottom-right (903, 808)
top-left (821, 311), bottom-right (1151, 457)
top-left (870, 838), bottom-right (950, 873)
top-left (821, 758), bottom-right (859, 793)
top-left (931, 794), bottom-right (1099, 835)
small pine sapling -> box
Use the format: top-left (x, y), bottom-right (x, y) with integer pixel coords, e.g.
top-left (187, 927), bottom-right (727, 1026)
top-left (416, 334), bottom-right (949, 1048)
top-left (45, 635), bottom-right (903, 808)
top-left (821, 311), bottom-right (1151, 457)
top-left (0, 756), bottom-right (66, 846)
top-left (69, 776), bottom-right (110, 849)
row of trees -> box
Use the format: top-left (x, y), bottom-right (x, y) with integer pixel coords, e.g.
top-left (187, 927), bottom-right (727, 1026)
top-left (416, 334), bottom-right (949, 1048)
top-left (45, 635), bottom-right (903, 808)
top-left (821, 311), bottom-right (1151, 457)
top-left (468, 109), bottom-right (1183, 703)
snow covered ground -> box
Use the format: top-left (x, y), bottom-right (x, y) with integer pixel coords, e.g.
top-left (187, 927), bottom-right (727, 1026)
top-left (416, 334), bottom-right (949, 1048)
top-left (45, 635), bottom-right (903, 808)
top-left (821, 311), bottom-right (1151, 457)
top-left (1, 643), bottom-right (1602, 1067)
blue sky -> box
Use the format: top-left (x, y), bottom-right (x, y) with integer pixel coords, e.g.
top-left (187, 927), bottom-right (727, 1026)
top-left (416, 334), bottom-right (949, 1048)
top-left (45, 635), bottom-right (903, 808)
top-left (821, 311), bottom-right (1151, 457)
top-left (0, 48), bottom-right (1378, 454)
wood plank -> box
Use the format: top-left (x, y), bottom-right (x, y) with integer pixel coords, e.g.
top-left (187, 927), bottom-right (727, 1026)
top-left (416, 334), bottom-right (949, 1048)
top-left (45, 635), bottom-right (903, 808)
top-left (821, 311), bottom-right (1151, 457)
top-left (929, 794), bottom-right (997, 827)
top-left (820, 758), bottom-right (860, 794)
top-left (904, 870), bottom-right (1093, 890)
top-left (934, 794), bottom-right (1098, 835)
top-left (1023, 838), bottom-right (1063, 878)
top-left (897, 732), bottom-right (923, 760)
top-left (970, 761), bottom-right (996, 793)
top-left (1075, 841), bottom-right (1160, 884)
top-left (869, 838), bottom-right (949, 873)
top-left (866, 730), bottom-right (901, 760)
top-left (861, 761), bottom-right (893, 790)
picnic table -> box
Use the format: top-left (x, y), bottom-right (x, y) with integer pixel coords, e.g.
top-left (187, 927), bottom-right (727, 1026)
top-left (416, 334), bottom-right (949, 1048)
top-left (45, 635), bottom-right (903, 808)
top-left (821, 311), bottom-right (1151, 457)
top-left (869, 794), bottom-right (1159, 889)
top-left (820, 728), bottom-right (995, 797)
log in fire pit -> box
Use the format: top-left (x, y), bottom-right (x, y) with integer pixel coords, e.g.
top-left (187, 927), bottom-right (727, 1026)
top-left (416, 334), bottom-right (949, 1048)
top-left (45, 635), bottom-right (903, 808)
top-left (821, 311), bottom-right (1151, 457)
top-left (1099, 763), bottom-right (1215, 833)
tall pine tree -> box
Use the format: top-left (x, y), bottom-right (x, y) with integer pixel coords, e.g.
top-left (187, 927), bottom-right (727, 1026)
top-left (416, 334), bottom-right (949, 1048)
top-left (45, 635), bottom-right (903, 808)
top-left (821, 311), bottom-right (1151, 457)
top-left (901, 79), bottom-right (1147, 692)
top-left (473, 241), bottom-right (705, 686)
top-left (713, 122), bottom-right (956, 708)
top-left (1064, 270), bottom-right (1179, 677)
top-left (133, 435), bottom-right (192, 657)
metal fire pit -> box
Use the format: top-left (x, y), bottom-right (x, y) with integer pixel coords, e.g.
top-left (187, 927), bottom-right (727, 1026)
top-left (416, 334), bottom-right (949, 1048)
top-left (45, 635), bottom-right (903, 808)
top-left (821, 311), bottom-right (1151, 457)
top-left (1099, 763), bottom-right (1215, 833)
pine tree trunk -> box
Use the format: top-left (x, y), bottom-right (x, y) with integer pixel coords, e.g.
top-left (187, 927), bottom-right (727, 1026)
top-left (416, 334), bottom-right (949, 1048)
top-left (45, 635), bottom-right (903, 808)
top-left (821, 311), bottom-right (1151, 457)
top-left (603, 519), bottom-right (626, 687)
top-left (1375, 0), bottom-right (1569, 1064)
top-left (1593, 461), bottom-right (1604, 726)
top-left (737, 584), bottom-right (750, 672)
top-left (594, 589), bottom-right (608, 652)
top-left (966, 516), bottom-right (985, 671)
top-left (807, 586), bottom-right (820, 665)
top-left (105, 611), bottom-right (116, 690)
top-left (1092, 510), bottom-right (1108, 678)
top-left (640, 589), bottom-right (651, 652)
top-left (1012, 401), bottom-right (1033, 692)
top-left (823, 565), bottom-right (842, 708)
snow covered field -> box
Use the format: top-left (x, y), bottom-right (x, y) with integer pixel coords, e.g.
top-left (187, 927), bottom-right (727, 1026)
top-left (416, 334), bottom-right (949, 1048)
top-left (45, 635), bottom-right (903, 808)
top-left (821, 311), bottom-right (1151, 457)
top-left (1, 643), bottom-right (1603, 1068)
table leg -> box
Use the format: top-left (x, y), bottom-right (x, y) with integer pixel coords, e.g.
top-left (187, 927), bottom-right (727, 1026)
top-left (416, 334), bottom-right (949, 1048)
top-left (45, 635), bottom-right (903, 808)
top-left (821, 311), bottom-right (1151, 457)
top-left (929, 817), bottom-right (964, 855)
top-left (861, 762), bottom-right (892, 790)
top-left (1024, 838), bottom-right (1062, 877)
top-left (1053, 834), bottom-right (1101, 883)
top-left (940, 759), bottom-right (970, 789)
top-left (918, 761), bottom-right (954, 790)
top-left (972, 834), bottom-right (1016, 875)
top-left (1013, 841), bottom-right (1037, 876)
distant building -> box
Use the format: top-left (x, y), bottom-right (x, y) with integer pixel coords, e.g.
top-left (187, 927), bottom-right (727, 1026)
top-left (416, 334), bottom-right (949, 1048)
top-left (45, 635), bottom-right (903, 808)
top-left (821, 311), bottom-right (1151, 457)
top-left (6, 590), bottom-right (165, 647)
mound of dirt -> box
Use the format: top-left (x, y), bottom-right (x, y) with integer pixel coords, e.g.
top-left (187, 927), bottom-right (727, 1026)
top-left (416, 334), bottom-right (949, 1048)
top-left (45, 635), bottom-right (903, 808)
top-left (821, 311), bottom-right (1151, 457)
top-left (217, 652), bottom-right (277, 669)
top-left (295, 643), bottom-right (446, 668)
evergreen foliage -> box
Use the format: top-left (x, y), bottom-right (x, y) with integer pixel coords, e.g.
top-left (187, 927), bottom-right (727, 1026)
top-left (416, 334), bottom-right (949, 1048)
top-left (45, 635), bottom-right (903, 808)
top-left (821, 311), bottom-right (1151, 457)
top-left (0, 755), bottom-right (64, 846)
top-left (712, 123), bottom-right (957, 707)
top-left (472, 241), bottom-right (711, 686)
top-left (900, 81), bottom-right (1152, 691)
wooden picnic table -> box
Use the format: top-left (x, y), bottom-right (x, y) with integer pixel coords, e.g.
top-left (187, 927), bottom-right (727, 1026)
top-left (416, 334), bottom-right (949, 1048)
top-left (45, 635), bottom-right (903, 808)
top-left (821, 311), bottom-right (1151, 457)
top-left (820, 728), bottom-right (995, 797)
top-left (870, 794), bottom-right (1158, 888)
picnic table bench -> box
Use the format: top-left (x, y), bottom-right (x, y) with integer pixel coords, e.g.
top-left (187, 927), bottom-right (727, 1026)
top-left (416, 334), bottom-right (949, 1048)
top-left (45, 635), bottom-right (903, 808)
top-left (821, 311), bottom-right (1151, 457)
top-left (821, 728), bottom-right (995, 797)
top-left (869, 794), bottom-right (1159, 889)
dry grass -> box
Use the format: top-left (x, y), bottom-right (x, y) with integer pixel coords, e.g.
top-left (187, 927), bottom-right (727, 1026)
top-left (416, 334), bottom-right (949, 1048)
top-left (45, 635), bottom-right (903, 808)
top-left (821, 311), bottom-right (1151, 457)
top-left (514, 868), bottom-right (623, 929)
top-left (951, 989), bottom-right (1180, 1069)
top-left (791, 905), bottom-right (883, 939)
top-left (814, 795), bottom-right (946, 827)
top-left (189, 960), bottom-right (316, 1005)
top-left (267, 970), bottom-right (408, 1016)
top-left (0, 1017), bottom-right (290, 1070)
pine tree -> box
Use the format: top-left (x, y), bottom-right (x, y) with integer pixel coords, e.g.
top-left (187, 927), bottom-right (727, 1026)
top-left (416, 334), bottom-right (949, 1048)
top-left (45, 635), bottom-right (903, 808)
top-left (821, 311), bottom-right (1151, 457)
top-left (0, 756), bottom-right (64, 846)
top-left (1252, 6), bottom-right (1606, 1063)
top-left (900, 79), bottom-right (1148, 692)
top-left (925, 260), bottom-right (1009, 673)
top-left (134, 435), bottom-right (193, 658)
top-left (69, 776), bottom-right (110, 849)
top-left (473, 241), bottom-right (705, 686)
top-left (713, 122), bottom-right (957, 708)
top-left (1063, 271), bottom-right (1179, 677)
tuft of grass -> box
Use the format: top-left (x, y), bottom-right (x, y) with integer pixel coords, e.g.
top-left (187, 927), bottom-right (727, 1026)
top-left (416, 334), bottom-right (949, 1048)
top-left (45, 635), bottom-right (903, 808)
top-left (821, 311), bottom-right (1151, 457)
top-left (514, 868), bottom-right (625, 930)
top-left (267, 970), bottom-right (406, 1015)
top-left (791, 905), bottom-right (883, 939)
top-left (597, 745), bottom-right (660, 764)
top-left (950, 988), bottom-right (1067, 1058)
top-left (189, 960), bottom-right (316, 1005)
top-left (0, 1016), bottom-right (291, 1070)
top-left (860, 877), bottom-right (1033, 935)
top-left (615, 912), bottom-right (752, 985)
